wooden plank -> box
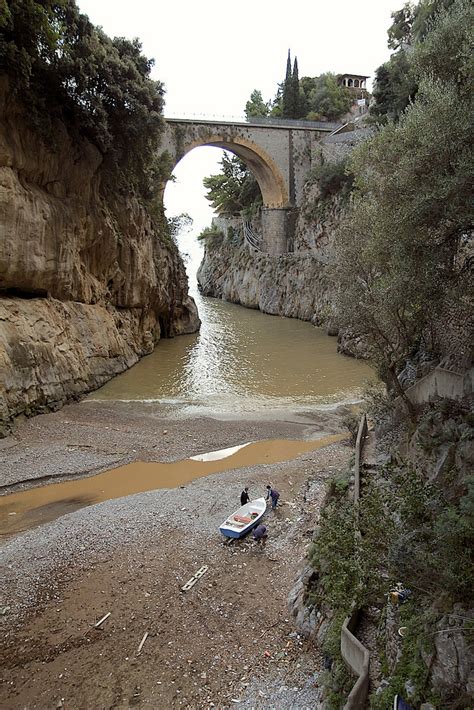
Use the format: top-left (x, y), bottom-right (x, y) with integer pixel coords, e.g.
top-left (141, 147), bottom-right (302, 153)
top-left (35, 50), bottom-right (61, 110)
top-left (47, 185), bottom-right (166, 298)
top-left (181, 565), bottom-right (209, 592)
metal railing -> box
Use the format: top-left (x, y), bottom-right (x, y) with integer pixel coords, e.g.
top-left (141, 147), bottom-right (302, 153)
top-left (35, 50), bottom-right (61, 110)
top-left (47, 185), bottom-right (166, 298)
top-left (249, 116), bottom-right (342, 131)
top-left (242, 221), bottom-right (262, 252)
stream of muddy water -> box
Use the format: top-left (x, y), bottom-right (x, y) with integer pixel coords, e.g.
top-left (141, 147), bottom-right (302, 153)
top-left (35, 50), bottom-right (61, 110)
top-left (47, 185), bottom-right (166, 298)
top-left (0, 435), bottom-right (346, 536)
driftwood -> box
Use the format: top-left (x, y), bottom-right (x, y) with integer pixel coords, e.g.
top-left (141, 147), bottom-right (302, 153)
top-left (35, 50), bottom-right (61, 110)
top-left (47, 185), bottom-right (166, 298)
top-left (137, 631), bottom-right (149, 654)
top-left (94, 612), bottom-right (111, 628)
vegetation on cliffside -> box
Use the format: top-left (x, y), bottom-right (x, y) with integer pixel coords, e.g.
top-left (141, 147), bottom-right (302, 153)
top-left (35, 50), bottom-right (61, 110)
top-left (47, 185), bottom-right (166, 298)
top-left (334, 0), bottom-right (473, 404)
top-left (1, 0), bottom-right (165, 200)
top-left (203, 153), bottom-right (262, 217)
top-left (307, 1), bottom-right (473, 706)
top-left (370, 0), bottom-right (458, 122)
top-left (309, 399), bottom-right (473, 708)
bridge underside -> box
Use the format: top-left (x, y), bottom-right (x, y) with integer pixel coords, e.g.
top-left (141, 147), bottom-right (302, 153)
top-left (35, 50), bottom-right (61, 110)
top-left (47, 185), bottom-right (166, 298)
top-left (184, 137), bottom-right (288, 209)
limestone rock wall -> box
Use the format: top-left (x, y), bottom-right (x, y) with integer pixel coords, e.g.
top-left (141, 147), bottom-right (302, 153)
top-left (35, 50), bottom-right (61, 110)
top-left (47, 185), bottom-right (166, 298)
top-left (293, 180), bottom-right (348, 262)
top-left (197, 238), bottom-right (334, 326)
top-left (0, 80), bottom-right (199, 431)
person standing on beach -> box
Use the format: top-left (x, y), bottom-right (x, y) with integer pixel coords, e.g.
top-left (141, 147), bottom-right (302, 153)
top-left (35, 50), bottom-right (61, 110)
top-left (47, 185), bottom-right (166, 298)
top-left (240, 487), bottom-right (250, 506)
top-left (266, 485), bottom-right (280, 510)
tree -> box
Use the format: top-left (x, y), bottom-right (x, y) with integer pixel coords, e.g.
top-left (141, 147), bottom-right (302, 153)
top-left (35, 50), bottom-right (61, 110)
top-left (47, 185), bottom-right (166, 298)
top-left (370, 52), bottom-right (417, 122)
top-left (334, 0), bottom-right (473, 407)
top-left (245, 89), bottom-right (269, 120)
top-left (0, 0), bottom-right (165, 198)
top-left (269, 82), bottom-right (284, 116)
top-left (371, 0), bottom-right (458, 121)
top-left (305, 73), bottom-right (352, 121)
top-left (388, 2), bottom-right (415, 49)
top-left (203, 153), bottom-right (262, 216)
top-left (282, 49), bottom-right (297, 118)
top-left (291, 56), bottom-right (308, 119)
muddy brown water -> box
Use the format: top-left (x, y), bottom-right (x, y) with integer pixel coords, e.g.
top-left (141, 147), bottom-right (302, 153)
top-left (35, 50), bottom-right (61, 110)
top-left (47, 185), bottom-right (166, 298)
top-left (87, 270), bottom-right (373, 419)
top-left (0, 434), bottom-right (345, 537)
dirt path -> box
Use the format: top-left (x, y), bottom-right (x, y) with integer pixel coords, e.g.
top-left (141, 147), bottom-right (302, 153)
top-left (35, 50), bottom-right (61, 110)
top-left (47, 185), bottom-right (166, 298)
top-left (0, 402), bottom-right (352, 709)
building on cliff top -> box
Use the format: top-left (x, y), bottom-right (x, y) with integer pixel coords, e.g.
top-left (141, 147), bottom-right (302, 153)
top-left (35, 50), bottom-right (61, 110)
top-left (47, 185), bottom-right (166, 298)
top-left (337, 73), bottom-right (370, 117)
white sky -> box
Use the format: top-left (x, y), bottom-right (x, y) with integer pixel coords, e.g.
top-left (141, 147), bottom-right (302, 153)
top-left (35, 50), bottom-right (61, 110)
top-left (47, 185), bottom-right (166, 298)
top-left (77, 0), bottom-right (400, 232)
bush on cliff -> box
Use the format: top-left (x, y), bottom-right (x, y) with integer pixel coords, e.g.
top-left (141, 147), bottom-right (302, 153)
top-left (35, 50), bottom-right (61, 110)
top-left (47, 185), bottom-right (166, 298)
top-left (310, 158), bottom-right (354, 201)
top-left (0, 0), bottom-right (165, 198)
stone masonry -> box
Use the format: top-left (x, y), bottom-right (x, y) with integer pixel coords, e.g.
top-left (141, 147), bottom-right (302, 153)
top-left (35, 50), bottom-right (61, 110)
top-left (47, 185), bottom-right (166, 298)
top-left (159, 118), bottom-right (337, 254)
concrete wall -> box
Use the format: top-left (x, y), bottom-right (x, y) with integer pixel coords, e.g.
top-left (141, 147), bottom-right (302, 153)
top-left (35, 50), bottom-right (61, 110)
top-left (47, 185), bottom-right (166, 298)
top-left (341, 413), bottom-right (371, 710)
top-left (353, 413), bottom-right (368, 503)
top-left (341, 610), bottom-right (370, 710)
top-left (405, 367), bottom-right (473, 405)
top-left (320, 126), bottom-right (374, 164)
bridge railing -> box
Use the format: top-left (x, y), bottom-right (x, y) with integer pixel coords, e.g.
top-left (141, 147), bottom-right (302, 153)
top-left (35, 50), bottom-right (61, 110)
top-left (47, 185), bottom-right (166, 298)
top-left (249, 116), bottom-right (342, 131)
top-left (164, 115), bottom-right (342, 132)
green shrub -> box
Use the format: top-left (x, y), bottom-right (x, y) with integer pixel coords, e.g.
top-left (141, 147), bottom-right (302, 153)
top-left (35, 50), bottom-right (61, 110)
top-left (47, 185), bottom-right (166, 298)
top-left (197, 225), bottom-right (224, 245)
top-left (312, 160), bottom-right (354, 200)
top-left (1, 0), bottom-right (165, 199)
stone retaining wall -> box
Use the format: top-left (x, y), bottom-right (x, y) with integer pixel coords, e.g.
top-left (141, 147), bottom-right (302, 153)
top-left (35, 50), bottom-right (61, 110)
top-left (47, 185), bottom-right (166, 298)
top-left (405, 366), bottom-right (473, 405)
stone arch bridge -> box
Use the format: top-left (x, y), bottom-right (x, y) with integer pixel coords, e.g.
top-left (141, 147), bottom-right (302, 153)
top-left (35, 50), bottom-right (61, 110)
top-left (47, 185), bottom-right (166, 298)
top-left (159, 118), bottom-right (339, 254)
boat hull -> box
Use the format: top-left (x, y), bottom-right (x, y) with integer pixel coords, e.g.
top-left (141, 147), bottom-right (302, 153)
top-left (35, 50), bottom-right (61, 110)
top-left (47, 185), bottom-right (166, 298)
top-left (219, 497), bottom-right (266, 539)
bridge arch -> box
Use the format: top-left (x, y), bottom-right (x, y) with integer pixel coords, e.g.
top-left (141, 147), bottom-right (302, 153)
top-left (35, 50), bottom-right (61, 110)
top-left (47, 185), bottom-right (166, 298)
top-left (172, 134), bottom-right (289, 209)
top-left (159, 118), bottom-right (333, 254)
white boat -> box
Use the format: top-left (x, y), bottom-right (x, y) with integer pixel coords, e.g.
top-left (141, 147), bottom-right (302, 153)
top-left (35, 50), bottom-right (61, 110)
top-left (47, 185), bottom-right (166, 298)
top-left (219, 497), bottom-right (266, 539)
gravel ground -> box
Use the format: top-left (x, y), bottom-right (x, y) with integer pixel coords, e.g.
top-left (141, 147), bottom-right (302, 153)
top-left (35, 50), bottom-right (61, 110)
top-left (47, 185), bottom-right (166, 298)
top-left (0, 401), bottom-right (352, 709)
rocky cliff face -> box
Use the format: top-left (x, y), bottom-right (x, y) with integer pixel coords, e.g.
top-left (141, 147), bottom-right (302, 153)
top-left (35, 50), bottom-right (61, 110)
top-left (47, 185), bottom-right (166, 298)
top-left (293, 180), bottom-right (347, 261)
top-left (196, 185), bottom-right (352, 338)
top-left (0, 80), bottom-right (199, 432)
top-left (197, 236), bottom-right (334, 326)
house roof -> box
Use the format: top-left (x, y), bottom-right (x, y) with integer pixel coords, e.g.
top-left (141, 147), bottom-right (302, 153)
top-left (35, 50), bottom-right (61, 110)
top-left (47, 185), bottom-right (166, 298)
top-left (338, 73), bottom-right (370, 79)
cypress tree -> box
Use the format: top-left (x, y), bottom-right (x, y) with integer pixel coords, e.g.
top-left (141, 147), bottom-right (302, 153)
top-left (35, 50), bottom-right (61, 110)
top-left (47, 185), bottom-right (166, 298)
top-left (282, 49), bottom-right (294, 118)
top-left (285, 49), bottom-right (292, 83)
top-left (292, 56), bottom-right (302, 118)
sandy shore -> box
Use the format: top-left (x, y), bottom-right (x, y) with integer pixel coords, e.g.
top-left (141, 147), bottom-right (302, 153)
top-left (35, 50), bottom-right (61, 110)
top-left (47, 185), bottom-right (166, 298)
top-left (0, 400), bottom-right (352, 709)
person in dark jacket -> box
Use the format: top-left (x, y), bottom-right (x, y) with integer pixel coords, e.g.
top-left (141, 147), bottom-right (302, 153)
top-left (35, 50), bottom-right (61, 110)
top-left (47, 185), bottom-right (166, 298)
top-left (240, 487), bottom-right (250, 506)
top-left (252, 524), bottom-right (267, 543)
top-left (266, 485), bottom-right (280, 509)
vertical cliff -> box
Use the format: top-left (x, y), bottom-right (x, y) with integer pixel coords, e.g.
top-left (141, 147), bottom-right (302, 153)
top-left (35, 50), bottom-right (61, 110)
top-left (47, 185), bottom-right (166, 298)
top-left (0, 80), bottom-right (199, 432)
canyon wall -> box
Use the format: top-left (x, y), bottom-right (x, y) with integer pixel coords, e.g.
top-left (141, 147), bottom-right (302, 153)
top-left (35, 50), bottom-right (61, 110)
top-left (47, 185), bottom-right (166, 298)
top-left (196, 176), bottom-right (353, 340)
top-left (197, 236), bottom-right (334, 327)
top-left (0, 80), bottom-right (199, 432)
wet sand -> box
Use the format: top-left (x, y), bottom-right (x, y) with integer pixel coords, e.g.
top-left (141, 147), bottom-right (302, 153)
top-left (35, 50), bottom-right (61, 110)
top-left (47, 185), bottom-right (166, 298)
top-left (0, 400), bottom-right (352, 709)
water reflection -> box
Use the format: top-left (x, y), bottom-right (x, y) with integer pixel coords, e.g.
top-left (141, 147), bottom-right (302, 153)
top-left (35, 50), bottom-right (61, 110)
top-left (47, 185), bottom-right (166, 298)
top-left (88, 233), bottom-right (373, 417)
